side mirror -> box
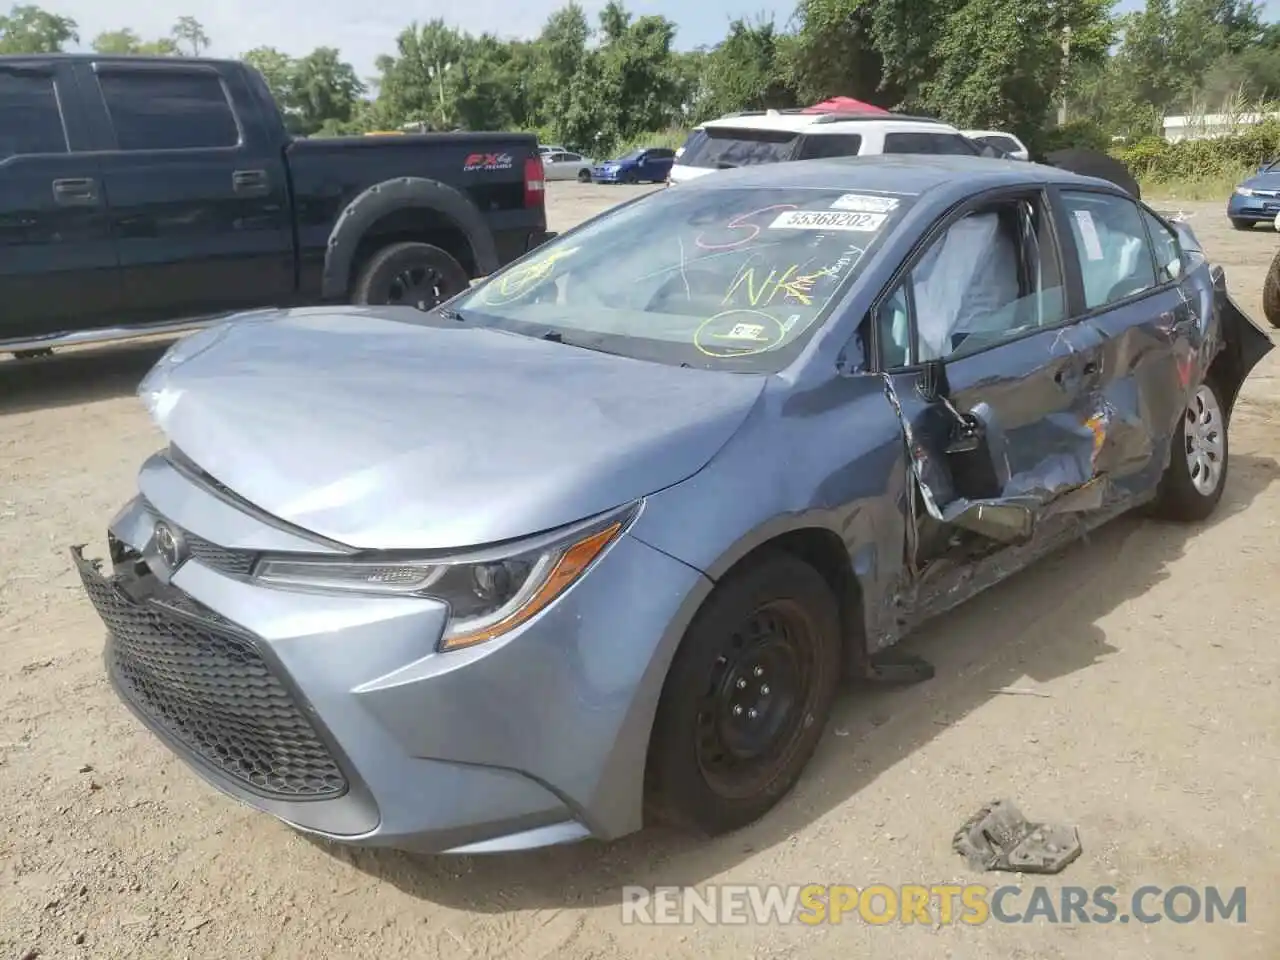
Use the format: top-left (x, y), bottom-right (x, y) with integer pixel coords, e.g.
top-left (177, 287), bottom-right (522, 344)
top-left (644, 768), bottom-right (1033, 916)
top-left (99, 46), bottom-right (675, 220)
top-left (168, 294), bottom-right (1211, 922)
top-left (919, 358), bottom-right (951, 403)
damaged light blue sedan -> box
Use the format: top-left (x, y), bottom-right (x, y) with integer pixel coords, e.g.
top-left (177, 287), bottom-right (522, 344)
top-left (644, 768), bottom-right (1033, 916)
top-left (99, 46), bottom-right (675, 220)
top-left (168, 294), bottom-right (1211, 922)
top-left (75, 155), bottom-right (1272, 855)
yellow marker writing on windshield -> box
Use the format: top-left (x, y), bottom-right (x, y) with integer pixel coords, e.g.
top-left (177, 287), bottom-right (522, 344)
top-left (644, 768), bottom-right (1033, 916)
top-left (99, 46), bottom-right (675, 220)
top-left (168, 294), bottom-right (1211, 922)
top-left (483, 246), bottom-right (581, 303)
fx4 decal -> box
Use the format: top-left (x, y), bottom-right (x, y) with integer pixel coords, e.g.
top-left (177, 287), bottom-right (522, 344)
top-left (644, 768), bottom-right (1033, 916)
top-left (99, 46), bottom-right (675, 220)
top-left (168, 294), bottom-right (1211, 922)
top-left (463, 152), bottom-right (514, 172)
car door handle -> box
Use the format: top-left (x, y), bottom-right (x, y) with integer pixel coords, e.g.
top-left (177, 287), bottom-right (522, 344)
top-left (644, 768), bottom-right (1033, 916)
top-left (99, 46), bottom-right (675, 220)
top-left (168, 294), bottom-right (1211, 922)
top-left (51, 178), bottom-right (98, 206)
top-left (232, 169), bottom-right (269, 194)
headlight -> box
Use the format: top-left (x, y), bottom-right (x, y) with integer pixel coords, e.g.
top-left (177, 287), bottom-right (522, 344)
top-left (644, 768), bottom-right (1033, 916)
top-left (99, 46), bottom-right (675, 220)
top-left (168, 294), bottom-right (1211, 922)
top-left (254, 503), bottom-right (638, 651)
top-left (1237, 186), bottom-right (1255, 196)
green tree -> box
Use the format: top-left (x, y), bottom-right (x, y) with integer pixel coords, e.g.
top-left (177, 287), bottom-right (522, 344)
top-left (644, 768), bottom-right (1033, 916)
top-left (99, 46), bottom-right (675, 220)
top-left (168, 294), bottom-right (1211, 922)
top-left (696, 16), bottom-right (797, 121)
top-left (0, 3), bottom-right (77, 53)
top-left (242, 46), bottom-right (296, 106)
top-left (92, 28), bottom-right (179, 55)
top-left (170, 15), bottom-right (209, 56)
top-left (292, 47), bottom-right (363, 132)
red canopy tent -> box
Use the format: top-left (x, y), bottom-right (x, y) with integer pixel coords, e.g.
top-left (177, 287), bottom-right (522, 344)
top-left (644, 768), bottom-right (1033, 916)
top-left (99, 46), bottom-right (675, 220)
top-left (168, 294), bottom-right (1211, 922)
top-left (801, 96), bottom-right (889, 115)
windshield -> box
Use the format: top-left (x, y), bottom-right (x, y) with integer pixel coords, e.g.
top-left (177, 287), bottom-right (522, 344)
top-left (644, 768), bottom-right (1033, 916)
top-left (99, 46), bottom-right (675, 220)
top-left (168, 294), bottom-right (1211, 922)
top-left (979, 135), bottom-right (1021, 153)
top-left (616, 148), bottom-right (644, 162)
top-left (448, 186), bottom-right (912, 372)
top-left (681, 128), bottom-right (799, 169)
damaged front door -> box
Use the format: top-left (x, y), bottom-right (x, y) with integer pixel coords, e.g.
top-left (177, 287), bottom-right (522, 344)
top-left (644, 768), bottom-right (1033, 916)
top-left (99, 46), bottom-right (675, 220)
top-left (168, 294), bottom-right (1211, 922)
top-left (874, 190), bottom-right (1113, 570)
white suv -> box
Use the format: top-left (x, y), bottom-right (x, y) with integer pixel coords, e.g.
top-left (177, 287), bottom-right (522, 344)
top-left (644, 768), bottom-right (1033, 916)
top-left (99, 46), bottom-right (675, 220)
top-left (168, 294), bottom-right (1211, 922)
top-left (668, 110), bottom-right (981, 185)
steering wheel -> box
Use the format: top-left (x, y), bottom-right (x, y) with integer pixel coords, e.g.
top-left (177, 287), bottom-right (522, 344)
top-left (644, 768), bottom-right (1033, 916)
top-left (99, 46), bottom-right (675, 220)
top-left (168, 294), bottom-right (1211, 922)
top-left (645, 270), bottom-right (726, 315)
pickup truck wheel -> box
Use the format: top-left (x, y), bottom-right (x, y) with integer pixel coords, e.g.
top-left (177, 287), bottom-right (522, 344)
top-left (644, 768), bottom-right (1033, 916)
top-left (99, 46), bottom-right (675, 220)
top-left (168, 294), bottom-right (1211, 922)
top-left (644, 553), bottom-right (842, 836)
top-left (1263, 247), bottom-right (1280, 327)
top-left (353, 242), bottom-right (470, 311)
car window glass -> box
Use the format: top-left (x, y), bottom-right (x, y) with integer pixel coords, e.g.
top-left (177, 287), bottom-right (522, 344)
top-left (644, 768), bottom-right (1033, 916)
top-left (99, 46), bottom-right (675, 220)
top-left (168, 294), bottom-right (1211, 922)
top-left (97, 71), bottom-right (239, 151)
top-left (0, 71), bottom-right (67, 159)
top-left (1141, 208), bottom-right (1182, 282)
top-left (681, 128), bottom-right (799, 168)
top-left (563, 153), bottom-right (581, 162)
top-left (1060, 191), bottom-right (1158, 309)
top-left (883, 132), bottom-right (979, 156)
top-left (547, 152), bottom-right (566, 162)
top-left (797, 134), bottom-right (864, 159)
top-left (876, 197), bottom-right (1066, 366)
top-left (452, 185), bottom-right (914, 373)
top-left (980, 135), bottom-right (1021, 153)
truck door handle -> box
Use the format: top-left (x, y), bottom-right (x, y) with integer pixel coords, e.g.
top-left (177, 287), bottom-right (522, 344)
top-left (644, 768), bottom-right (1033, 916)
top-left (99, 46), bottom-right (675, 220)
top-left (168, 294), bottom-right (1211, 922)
top-left (51, 178), bottom-right (98, 206)
top-left (232, 169), bottom-right (269, 194)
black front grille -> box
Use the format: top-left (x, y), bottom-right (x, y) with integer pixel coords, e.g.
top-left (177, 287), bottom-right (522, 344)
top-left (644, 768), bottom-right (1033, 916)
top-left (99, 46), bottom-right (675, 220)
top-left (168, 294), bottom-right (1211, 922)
top-left (185, 533), bottom-right (257, 576)
top-left (76, 557), bottom-right (347, 801)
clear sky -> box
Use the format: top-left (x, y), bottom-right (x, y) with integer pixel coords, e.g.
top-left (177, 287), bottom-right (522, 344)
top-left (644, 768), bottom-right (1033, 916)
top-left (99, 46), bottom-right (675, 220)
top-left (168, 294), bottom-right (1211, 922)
top-left (35, 0), bottom-right (1280, 82)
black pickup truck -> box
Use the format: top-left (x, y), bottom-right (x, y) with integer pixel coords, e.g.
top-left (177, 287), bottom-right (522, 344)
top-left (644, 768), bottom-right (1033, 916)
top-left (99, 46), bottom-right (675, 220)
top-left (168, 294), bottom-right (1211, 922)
top-left (0, 55), bottom-right (551, 356)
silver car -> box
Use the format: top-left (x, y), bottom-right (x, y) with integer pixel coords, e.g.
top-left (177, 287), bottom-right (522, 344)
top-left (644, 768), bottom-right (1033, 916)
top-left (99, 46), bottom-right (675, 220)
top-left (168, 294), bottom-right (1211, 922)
top-left (75, 155), bottom-right (1272, 855)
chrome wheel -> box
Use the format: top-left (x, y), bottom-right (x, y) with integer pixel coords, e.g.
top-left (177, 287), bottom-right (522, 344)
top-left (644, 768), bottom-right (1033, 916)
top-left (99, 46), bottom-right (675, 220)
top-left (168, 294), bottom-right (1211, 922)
top-left (1184, 384), bottom-right (1225, 496)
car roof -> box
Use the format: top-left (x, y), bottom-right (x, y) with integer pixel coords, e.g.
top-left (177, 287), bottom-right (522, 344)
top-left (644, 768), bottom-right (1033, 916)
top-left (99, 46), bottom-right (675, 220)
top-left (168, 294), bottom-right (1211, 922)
top-left (703, 109), bottom-right (962, 135)
top-left (964, 129), bottom-right (1023, 141)
top-left (678, 153), bottom-right (1112, 196)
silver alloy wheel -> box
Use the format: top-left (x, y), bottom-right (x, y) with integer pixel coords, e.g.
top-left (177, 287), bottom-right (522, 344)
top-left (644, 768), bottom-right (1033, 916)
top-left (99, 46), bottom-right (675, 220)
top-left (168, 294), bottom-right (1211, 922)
top-left (1185, 384), bottom-right (1225, 496)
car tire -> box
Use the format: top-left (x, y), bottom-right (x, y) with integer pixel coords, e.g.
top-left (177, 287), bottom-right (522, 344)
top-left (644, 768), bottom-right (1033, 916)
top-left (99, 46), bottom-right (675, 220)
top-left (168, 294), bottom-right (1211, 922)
top-left (1151, 377), bottom-right (1229, 522)
top-left (644, 552), bottom-right (843, 836)
top-left (1230, 218), bottom-right (1252, 230)
top-left (577, 169), bottom-right (591, 183)
top-left (1263, 247), bottom-right (1280, 328)
top-left (351, 242), bottom-right (470, 311)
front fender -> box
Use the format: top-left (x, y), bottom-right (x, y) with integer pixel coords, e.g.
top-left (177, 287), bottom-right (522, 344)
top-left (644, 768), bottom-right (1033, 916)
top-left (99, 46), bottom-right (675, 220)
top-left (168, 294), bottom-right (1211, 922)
top-left (321, 177), bottom-right (499, 299)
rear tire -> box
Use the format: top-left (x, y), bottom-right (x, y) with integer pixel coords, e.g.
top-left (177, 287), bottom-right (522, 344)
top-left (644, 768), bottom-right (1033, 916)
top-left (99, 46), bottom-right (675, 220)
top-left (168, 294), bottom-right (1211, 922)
top-left (1230, 218), bottom-right (1252, 230)
top-left (1263, 247), bottom-right (1280, 328)
top-left (577, 169), bottom-right (591, 183)
top-left (352, 242), bottom-right (470, 311)
top-left (1151, 378), bottom-right (1229, 522)
top-left (645, 553), bottom-right (842, 836)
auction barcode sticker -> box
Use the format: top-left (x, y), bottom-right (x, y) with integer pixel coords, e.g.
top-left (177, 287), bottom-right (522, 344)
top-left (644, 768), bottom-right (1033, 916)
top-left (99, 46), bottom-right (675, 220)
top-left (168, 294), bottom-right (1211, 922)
top-left (770, 210), bottom-right (887, 232)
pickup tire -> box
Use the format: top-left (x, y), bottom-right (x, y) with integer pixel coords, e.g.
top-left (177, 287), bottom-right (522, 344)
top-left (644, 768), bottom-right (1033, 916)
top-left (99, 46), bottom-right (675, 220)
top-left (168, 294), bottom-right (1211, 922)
top-left (352, 242), bottom-right (470, 311)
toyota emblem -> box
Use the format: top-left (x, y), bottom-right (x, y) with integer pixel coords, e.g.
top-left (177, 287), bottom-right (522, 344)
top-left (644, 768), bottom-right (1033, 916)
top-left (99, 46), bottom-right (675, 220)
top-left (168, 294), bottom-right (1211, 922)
top-left (153, 521), bottom-right (186, 570)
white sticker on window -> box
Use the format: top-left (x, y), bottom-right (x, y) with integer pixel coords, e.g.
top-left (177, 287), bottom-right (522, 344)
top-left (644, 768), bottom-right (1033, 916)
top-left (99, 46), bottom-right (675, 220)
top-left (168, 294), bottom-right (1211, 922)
top-left (1073, 209), bottom-right (1105, 261)
top-left (830, 193), bottom-right (900, 214)
top-left (725, 323), bottom-right (770, 341)
top-left (770, 210), bottom-right (887, 232)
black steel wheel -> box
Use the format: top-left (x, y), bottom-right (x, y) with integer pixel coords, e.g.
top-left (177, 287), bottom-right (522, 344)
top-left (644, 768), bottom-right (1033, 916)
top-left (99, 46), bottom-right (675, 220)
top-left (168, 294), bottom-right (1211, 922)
top-left (352, 241), bottom-right (470, 311)
top-left (645, 553), bottom-right (842, 835)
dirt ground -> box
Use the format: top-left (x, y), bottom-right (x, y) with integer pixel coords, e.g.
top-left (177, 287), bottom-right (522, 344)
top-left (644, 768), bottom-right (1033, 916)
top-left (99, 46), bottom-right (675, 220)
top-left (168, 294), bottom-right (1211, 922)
top-left (3, 183), bottom-right (1279, 959)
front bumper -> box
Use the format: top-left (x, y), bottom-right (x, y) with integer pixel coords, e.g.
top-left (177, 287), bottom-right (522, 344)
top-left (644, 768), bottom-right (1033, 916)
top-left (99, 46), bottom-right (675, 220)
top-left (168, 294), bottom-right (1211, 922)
top-left (592, 167), bottom-right (625, 182)
top-left (1227, 192), bottom-right (1280, 222)
top-left (75, 464), bottom-right (710, 853)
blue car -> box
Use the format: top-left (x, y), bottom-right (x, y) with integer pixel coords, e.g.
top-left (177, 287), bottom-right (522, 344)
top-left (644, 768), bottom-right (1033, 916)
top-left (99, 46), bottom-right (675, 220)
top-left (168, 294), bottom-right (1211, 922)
top-left (1227, 160), bottom-right (1280, 228)
top-left (592, 146), bottom-right (676, 183)
top-left (75, 155), bottom-right (1271, 854)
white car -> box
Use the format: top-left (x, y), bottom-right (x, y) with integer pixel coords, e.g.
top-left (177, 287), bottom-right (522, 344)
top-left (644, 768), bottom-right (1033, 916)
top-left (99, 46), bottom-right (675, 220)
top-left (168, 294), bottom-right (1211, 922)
top-left (541, 150), bottom-right (595, 182)
top-left (667, 109), bottom-right (983, 185)
top-left (538, 144), bottom-right (567, 156)
top-left (962, 130), bottom-right (1030, 160)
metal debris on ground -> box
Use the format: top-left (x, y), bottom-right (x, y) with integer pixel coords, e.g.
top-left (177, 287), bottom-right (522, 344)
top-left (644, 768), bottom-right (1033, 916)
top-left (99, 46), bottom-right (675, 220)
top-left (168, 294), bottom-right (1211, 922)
top-left (953, 799), bottom-right (1082, 874)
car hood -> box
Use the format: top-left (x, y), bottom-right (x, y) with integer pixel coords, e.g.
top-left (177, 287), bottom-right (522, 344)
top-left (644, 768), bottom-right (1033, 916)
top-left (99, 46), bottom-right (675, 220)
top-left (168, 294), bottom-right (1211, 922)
top-left (138, 307), bottom-right (767, 551)
top-left (1242, 171), bottom-right (1280, 191)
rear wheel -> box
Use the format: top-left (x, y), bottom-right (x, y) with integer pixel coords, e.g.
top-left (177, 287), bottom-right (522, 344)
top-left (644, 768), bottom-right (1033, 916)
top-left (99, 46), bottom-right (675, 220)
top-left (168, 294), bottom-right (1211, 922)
top-left (352, 242), bottom-right (470, 311)
top-left (1263, 247), bottom-right (1280, 328)
top-left (645, 553), bottom-right (842, 836)
top-left (1230, 218), bottom-right (1252, 230)
top-left (1151, 379), bottom-right (1229, 522)
top-left (577, 169), bottom-right (592, 183)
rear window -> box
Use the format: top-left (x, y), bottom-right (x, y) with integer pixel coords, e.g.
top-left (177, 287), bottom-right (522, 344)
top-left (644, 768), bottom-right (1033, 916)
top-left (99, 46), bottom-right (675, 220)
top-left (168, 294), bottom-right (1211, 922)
top-left (675, 129), bottom-right (706, 160)
top-left (796, 134), bottom-right (864, 160)
top-left (883, 131), bottom-right (979, 156)
top-left (681, 127), bottom-right (799, 169)
top-left (97, 70), bottom-right (239, 151)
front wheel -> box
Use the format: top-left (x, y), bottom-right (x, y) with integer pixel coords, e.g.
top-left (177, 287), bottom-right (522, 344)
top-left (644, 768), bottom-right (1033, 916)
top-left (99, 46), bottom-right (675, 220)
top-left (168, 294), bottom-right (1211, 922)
top-left (1151, 379), bottom-right (1229, 522)
top-left (352, 242), bottom-right (470, 311)
top-left (1230, 218), bottom-right (1252, 230)
top-left (645, 553), bottom-right (843, 836)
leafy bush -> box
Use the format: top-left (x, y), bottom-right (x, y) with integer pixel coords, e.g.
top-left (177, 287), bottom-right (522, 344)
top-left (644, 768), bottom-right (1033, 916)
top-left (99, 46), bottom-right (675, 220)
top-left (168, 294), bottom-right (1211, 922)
top-left (1039, 119), bottom-right (1112, 155)
top-left (1114, 121), bottom-right (1280, 183)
